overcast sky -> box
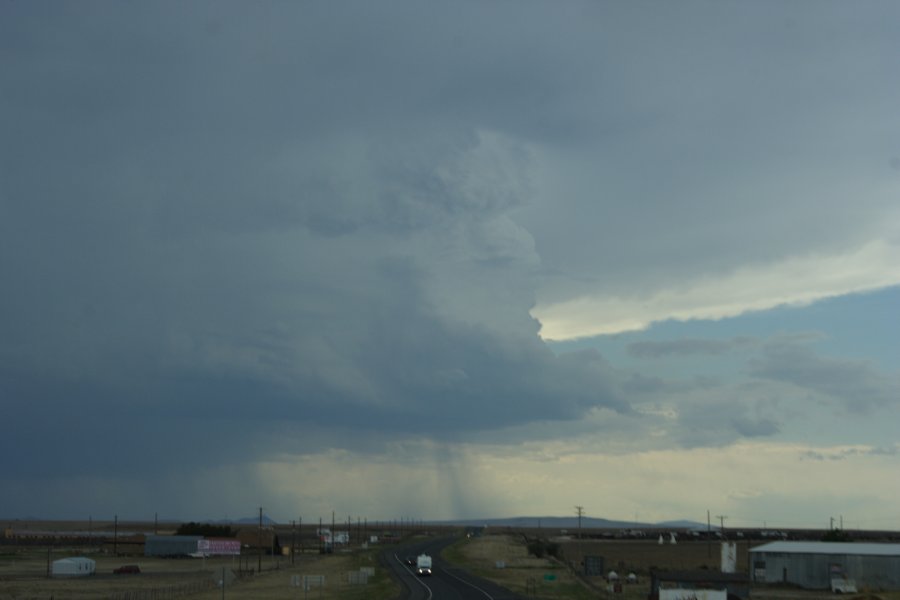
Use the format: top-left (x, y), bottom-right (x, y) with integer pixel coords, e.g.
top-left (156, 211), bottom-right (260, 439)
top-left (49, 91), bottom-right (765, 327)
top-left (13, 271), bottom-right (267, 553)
top-left (2, 1), bottom-right (899, 529)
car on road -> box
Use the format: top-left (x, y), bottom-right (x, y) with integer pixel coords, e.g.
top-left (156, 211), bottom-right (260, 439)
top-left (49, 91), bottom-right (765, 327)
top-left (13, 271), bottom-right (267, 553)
top-left (404, 556), bottom-right (416, 566)
top-left (113, 565), bottom-right (141, 574)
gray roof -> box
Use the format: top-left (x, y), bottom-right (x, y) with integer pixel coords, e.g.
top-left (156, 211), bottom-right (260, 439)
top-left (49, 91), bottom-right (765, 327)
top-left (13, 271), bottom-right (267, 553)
top-left (750, 542), bottom-right (900, 556)
top-left (653, 570), bottom-right (749, 583)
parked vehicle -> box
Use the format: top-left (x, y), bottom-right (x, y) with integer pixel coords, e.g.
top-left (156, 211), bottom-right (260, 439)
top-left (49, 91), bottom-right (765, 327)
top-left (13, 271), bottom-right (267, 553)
top-left (113, 565), bottom-right (141, 574)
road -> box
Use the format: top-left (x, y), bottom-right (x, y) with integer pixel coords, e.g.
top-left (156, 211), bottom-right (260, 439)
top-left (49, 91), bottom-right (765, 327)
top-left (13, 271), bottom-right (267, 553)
top-left (382, 536), bottom-right (528, 600)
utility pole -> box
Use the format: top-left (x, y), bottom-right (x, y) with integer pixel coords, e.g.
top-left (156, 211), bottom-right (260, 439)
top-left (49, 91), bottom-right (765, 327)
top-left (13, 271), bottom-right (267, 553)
top-left (257, 507), bottom-right (263, 573)
top-left (716, 515), bottom-right (727, 539)
top-left (707, 510), bottom-right (711, 558)
top-left (575, 506), bottom-right (584, 539)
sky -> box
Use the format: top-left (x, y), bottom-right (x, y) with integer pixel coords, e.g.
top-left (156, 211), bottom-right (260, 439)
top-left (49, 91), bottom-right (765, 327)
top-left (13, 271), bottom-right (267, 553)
top-left (2, 1), bottom-right (899, 530)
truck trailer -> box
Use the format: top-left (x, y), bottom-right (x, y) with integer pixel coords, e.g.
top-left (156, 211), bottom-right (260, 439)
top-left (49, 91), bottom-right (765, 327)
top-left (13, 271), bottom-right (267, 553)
top-left (416, 554), bottom-right (432, 576)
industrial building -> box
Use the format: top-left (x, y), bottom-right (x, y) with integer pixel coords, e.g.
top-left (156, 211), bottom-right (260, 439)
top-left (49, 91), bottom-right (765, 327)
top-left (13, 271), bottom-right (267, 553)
top-left (144, 535), bottom-right (202, 557)
top-left (749, 541), bottom-right (900, 590)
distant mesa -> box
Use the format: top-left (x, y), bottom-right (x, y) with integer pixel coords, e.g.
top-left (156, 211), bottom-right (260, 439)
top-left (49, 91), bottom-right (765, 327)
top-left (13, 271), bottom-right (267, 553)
top-left (432, 516), bottom-right (709, 530)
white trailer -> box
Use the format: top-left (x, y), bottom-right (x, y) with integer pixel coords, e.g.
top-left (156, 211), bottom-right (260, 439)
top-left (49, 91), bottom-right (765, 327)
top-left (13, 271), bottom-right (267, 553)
top-left (416, 554), bottom-right (432, 576)
top-left (52, 557), bottom-right (96, 577)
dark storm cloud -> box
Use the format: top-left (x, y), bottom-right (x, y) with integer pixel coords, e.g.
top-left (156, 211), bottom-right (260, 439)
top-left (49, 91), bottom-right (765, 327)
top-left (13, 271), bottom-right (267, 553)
top-left (0, 2), bottom-right (636, 482)
top-left (4, 1), bottom-right (900, 522)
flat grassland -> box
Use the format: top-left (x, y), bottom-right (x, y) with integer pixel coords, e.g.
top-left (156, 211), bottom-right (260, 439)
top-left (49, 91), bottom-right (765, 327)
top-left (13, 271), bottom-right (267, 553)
top-left (444, 532), bottom-right (598, 599)
top-left (0, 547), bottom-right (396, 600)
top-left (444, 533), bottom-right (900, 600)
top-left (5, 530), bottom-right (900, 600)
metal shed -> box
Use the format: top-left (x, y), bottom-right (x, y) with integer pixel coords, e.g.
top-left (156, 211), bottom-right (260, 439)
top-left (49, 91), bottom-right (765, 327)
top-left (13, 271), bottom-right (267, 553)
top-left (749, 541), bottom-right (900, 590)
top-left (650, 570), bottom-right (750, 600)
top-left (52, 556), bottom-right (96, 577)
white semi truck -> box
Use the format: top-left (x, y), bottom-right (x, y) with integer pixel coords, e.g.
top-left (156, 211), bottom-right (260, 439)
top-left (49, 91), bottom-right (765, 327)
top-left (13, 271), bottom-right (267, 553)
top-left (416, 554), bottom-right (432, 576)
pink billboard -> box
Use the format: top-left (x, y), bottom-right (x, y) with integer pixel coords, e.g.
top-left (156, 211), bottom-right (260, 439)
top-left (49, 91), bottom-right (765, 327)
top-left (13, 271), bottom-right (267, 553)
top-left (198, 538), bottom-right (241, 556)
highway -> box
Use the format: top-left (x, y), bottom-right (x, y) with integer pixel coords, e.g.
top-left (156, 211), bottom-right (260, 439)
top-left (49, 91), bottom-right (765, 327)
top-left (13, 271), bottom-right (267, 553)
top-left (382, 536), bottom-right (527, 600)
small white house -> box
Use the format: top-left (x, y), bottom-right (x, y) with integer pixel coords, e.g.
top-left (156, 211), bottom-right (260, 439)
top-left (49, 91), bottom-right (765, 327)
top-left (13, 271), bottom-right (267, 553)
top-left (52, 556), bottom-right (96, 577)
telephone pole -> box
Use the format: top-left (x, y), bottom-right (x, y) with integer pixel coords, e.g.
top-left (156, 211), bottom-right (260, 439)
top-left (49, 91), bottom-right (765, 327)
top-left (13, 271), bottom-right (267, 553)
top-left (716, 515), bottom-right (727, 539)
top-left (257, 507), bottom-right (263, 572)
top-left (575, 506), bottom-right (584, 539)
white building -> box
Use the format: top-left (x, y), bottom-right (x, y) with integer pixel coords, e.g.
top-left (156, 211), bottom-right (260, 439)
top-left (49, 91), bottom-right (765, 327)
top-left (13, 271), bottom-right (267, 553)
top-left (51, 556), bottom-right (96, 577)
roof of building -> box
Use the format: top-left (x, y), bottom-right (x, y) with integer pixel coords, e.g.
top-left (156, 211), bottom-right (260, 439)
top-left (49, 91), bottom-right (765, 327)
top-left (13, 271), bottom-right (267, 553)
top-left (750, 542), bottom-right (900, 556)
top-left (53, 556), bottom-right (95, 565)
top-left (653, 570), bottom-right (749, 583)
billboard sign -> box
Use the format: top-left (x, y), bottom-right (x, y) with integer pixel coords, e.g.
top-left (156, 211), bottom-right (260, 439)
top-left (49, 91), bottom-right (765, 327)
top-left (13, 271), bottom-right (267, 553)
top-left (198, 539), bottom-right (241, 556)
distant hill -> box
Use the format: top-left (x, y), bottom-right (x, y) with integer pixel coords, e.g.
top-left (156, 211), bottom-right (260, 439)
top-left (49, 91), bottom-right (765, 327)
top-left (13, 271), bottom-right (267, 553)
top-left (656, 519), bottom-right (711, 529)
top-left (3, 514), bottom-right (715, 531)
top-left (431, 516), bottom-right (709, 530)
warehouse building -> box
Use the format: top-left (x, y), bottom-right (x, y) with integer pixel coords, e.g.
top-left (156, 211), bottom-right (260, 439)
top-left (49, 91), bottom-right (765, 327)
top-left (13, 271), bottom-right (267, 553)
top-left (749, 541), bottom-right (900, 590)
top-left (144, 535), bottom-right (202, 557)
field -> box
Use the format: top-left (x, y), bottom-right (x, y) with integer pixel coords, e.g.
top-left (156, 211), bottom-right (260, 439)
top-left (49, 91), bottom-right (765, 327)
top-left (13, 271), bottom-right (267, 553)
top-left (444, 532), bottom-right (598, 599)
top-left (4, 525), bottom-right (900, 600)
top-left (444, 533), bottom-right (900, 600)
top-left (443, 533), bottom-right (739, 600)
top-left (0, 546), bottom-right (397, 600)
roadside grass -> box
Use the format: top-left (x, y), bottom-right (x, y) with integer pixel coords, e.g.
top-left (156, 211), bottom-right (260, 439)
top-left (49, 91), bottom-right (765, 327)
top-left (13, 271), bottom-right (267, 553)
top-left (172, 548), bottom-right (400, 600)
top-left (442, 533), bottom-right (599, 600)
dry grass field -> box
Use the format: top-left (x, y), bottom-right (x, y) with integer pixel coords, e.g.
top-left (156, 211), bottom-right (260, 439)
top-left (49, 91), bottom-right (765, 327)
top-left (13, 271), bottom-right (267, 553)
top-left (5, 526), bottom-right (900, 600)
top-left (0, 546), bottom-right (397, 600)
top-left (553, 536), bottom-right (751, 573)
top-left (444, 533), bottom-right (600, 599)
top-left (444, 533), bottom-right (900, 600)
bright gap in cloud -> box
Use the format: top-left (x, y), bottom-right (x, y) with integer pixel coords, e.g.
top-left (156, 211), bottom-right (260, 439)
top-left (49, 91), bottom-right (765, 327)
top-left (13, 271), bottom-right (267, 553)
top-left (533, 239), bottom-right (900, 340)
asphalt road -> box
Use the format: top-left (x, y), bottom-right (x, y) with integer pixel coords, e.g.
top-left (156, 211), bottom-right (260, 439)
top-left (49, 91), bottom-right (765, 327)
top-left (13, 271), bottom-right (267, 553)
top-left (382, 536), bottom-right (528, 600)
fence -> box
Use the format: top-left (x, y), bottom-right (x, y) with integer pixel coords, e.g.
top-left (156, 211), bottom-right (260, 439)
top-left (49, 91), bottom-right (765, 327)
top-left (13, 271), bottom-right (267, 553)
top-left (107, 578), bottom-right (215, 600)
